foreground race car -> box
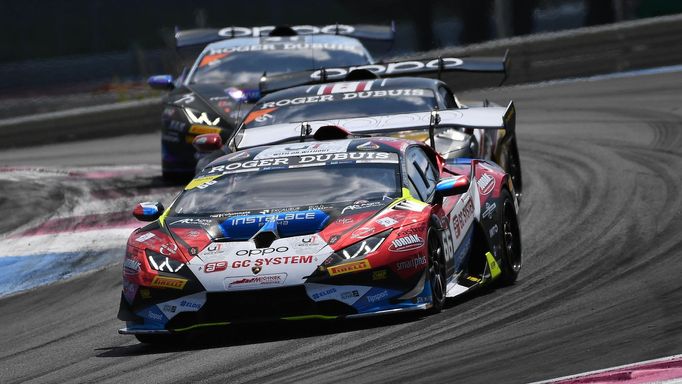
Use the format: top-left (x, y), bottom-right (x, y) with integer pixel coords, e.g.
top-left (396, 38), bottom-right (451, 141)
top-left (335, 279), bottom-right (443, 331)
top-left (148, 23), bottom-right (393, 180)
top-left (118, 136), bottom-right (521, 343)
top-left (194, 55), bottom-right (523, 197)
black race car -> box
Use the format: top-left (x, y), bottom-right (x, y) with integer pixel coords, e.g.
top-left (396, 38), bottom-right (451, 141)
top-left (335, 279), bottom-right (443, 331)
top-left (148, 24), bottom-right (393, 180)
top-left (193, 55), bottom-right (523, 198)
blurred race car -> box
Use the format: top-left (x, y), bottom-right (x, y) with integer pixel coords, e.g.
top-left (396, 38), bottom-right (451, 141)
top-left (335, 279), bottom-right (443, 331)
top-left (194, 55), bottom-right (522, 197)
top-left (118, 136), bottom-right (521, 343)
top-left (148, 23), bottom-right (393, 180)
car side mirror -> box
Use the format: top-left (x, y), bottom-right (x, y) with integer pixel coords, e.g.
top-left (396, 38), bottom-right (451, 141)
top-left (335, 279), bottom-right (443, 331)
top-left (435, 175), bottom-right (470, 197)
top-left (193, 133), bottom-right (223, 153)
top-left (133, 202), bottom-right (164, 222)
top-left (148, 75), bottom-right (174, 90)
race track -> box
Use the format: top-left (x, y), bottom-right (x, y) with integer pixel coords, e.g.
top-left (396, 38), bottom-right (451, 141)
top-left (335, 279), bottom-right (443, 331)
top-left (1, 70), bottom-right (681, 383)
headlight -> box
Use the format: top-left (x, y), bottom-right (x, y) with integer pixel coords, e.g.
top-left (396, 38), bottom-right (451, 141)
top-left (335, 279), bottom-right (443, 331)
top-left (146, 250), bottom-right (185, 273)
top-left (340, 230), bottom-right (390, 259)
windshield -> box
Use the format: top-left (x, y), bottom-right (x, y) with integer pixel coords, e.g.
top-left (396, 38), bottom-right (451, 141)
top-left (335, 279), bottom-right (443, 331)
top-left (172, 157), bottom-right (400, 215)
top-left (189, 46), bottom-right (369, 87)
top-left (244, 88), bottom-right (437, 127)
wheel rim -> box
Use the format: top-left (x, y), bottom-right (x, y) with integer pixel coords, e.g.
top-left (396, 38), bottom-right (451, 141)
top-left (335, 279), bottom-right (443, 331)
top-left (428, 230), bottom-right (446, 304)
top-left (503, 201), bottom-right (522, 272)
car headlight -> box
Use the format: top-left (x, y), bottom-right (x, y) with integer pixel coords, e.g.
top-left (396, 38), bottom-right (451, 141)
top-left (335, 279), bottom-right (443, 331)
top-left (340, 230), bottom-right (391, 259)
top-left (146, 250), bottom-right (185, 273)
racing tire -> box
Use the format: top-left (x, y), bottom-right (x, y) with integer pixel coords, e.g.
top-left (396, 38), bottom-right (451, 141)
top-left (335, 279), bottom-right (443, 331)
top-left (497, 189), bottom-right (522, 286)
top-left (506, 139), bottom-right (523, 201)
top-left (427, 227), bottom-right (447, 313)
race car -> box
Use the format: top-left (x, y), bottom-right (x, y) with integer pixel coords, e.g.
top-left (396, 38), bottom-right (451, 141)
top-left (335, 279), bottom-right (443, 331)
top-left (118, 135), bottom-right (522, 343)
top-left (194, 55), bottom-right (523, 198)
top-left (147, 23), bottom-right (393, 180)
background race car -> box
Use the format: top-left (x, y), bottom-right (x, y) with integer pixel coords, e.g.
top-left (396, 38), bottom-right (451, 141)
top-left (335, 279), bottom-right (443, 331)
top-left (148, 23), bottom-right (394, 181)
top-left (193, 55), bottom-right (522, 198)
top-left (119, 137), bottom-right (521, 344)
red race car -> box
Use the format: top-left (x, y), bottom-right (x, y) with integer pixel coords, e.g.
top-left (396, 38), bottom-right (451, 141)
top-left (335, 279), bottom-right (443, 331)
top-left (118, 135), bottom-right (521, 344)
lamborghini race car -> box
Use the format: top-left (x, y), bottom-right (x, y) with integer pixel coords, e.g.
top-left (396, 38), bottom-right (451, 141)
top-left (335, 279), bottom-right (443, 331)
top-left (118, 136), bottom-right (522, 343)
top-left (147, 23), bottom-right (393, 180)
top-left (194, 55), bottom-right (523, 197)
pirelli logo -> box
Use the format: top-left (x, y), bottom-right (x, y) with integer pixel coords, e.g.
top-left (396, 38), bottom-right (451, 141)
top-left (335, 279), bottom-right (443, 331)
top-left (151, 275), bottom-right (188, 290)
top-left (327, 259), bottom-right (371, 276)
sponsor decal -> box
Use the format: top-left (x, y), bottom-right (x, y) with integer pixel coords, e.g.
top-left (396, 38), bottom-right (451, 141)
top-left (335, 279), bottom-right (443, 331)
top-left (254, 141), bottom-right (349, 158)
top-left (252, 265), bottom-right (262, 274)
top-left (204, 261), bottom-right (228, 273)
top-left (482, 201), bottom-right (497, 220)
top-left (199, 52), bottom-right (230, 67)
top-left (372, 270), bottom-right (388, 280)
top-left (395, 255), bottom-right (427, 271)
top-left (174, 93), bottom-right (195, 105)
top-left (179, 299), bottom-right (202, 309)
top-left (477, 173), bottom-right (495, 195)
top-left (335, 217), bottom-right (354, 225)
top-left (244, 107), bottom-right (277, 125)
top-left (217, 24), bottom-right (356, 38)
top-left (163, 304), bottom-right (177, 313)
top-left (317, 80), bottom-right (374, 95)
top-left (260, 95), bottom-right (334, 109)
top-left (230, 212), bottom-right (314, 226)
top-left (396, 225), bottom-right (426, 238)
top-left (135, 232), bottom-right (155, 243)
top-left (140, 289), bottom-right (151, 299)
top-left (189, 125), bottom-right (222, 135)
top-left (312, 287), bottom-right (337, 300)
top-left (166, 120), bottom-right (186, 132)
top-left (389, 234), bottom-right (424, 252)
top-left (310, 58), bottom-right (464, 80)
top-left (366, 290), bottom-right (389, 303)
top-left (122, 280), bottom-right (138, 303)
top-left (170, 218), bottom-right (213, 226)
top-left (146, 310), bottom-right (164, 321)
top-left (235, 246), bottom-right (289, 256)
top-left (224, 273), bottom-right (287, 290)
top-left (328, 235), bottom-right (341, 245)
top-left (186, 230), bottom-right (202, 239)
top-left (489, 224), bottom-right (499, 238)
top-left (230, 255), bottom-right (313, 268)
top-left (327, 259), bottom-right (371, 276)
top-left (206, 152), bottom-right (394, 174)
top-left (452, 195), bottom-right (475, 239)
top-left (341, 290), bottom-right (360, 299)
top-left (376, 217), bottom-right (398, 227)
top-left (351, 227), bottom-right (375, 239)
top-left (357, 141), bottom-right (380, 150)
top-left (123, 258), bottom-right (141, 272)
top-left (341, 201), bottom-right (384, 214)
top-left (159, 242), bottom-right (178, 256)
top-left (185, 109), bottom-right (220, 126)
top-left (150, 275), bottom-right (188, 290)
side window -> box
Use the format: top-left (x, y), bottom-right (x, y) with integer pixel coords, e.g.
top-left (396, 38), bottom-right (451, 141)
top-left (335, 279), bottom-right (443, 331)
top-left (405, 147), bottom-right (439, 201)
top-left (438, 86), bottom-right (459, 109)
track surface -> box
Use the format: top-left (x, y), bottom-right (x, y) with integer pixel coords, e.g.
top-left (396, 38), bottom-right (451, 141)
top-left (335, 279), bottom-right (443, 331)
top-left (1, 71), bottom-right (682, 383)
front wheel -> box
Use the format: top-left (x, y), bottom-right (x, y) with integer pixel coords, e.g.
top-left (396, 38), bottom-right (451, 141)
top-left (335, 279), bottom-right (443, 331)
top-left (497, 189), bottom-right (522, 286)
top-left (427, 227), bottom-right (447, 313)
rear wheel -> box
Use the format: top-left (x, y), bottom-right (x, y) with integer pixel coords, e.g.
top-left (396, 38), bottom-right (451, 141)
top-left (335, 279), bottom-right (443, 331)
top-left (427, 227), bottom-right (447, 313)
top-left (497, 189), bottom-right (522, 286)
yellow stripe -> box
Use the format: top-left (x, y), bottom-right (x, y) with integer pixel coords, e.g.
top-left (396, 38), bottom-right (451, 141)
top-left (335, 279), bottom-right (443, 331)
top-left (485, 251), bottom-right (502, 279)
top-left (189, 125), bottom-right (222, 135)
top-left (172, 321), bottom-right (231, 332)
top-left (184, 175), bottom-right (221, 190)
top-left (282, 315), bottom-right (338, 321)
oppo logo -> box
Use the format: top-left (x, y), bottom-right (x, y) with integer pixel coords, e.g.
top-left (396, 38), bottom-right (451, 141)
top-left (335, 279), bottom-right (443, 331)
top-left (235, 246), bottom-right (289, 256)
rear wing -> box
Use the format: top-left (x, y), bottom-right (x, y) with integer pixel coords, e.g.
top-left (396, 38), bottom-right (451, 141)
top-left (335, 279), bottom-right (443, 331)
top-left (175, 22), bottom-right (395, 49)
top-left (259, 52), bottom-right (509, 94)
top-left (237, 102), bottom-right (515, 149)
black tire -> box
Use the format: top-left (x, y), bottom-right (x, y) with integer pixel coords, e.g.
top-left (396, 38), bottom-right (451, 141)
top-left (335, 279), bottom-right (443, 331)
top-left (497, 189), bottom-right (522, 286)
top-left (506, 139), bottom-right (523, 201)
top-left (427, 227), bottom-right (447, 313)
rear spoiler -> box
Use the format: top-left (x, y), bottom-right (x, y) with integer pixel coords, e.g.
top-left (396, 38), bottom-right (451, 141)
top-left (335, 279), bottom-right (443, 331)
top-left (259, 52), bottom-right (509, 94)
top-left (175, 22), bottom-right (395, 49)
top-left (237, 103), bottom-right (514, 149)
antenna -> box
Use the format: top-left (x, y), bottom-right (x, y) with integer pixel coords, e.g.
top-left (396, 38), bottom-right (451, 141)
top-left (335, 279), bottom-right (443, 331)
top-left (300, 122), bottom-right (312, 142)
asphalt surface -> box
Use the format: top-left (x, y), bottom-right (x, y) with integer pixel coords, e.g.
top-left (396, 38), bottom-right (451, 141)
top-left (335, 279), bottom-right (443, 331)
top-left (1, 70), bottom-right (682, 384)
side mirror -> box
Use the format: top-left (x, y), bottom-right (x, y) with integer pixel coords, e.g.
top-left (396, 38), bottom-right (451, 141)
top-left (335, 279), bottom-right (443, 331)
top-left (133, 202), bottom-right (164, 222)
top-left (148, 75), bottom-right (175, 90)
top-left (435, 175), bottom-right (470, 197)
top-left (193, 133), bottom-right (223, 153)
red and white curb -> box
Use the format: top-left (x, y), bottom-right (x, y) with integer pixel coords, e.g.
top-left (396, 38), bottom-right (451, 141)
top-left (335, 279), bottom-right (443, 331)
top-left (532, 354), bottom-right (682, 384)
